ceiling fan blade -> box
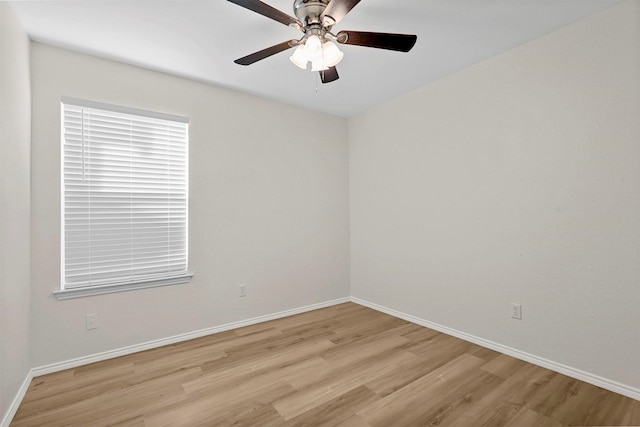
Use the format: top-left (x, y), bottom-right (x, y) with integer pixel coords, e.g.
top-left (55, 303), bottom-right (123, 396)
top-left (321, 0), bottom-right (362, 26)
top-left (234, 40), bottom-right (297, 66)
top-left (337, 30), bottom-right (417, 52)
top-left (226, 0), bottom-right (302, 27)
top-left (320, 67), bottom-right (339, 84)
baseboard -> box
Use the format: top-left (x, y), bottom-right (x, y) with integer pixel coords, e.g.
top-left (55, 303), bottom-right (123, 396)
top-left (1, 297), bottom-right (350, 426)
top-left (33, 297), bottom-right (350, 377)
top-left (1, 369), bottom-right (34, 427)
top-left (351, 297), bottom-right (640, 401)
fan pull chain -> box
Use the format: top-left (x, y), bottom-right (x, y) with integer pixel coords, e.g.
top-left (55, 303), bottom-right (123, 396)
top-left (315, 72), bottom-right (319, 94)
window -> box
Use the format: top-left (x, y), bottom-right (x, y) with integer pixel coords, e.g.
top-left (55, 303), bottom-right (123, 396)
top-left (56, 97), bottom-right (191, 299)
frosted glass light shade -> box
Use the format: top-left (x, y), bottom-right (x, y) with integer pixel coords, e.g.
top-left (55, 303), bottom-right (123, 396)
top-left (289, 45), bottom-right (308, 69)
top-left (322, 41), bottom-right (344, 67)
top-left (311, 58), bottom-right (329, 71)
top-left (305, 35), bottom-right (322, 61)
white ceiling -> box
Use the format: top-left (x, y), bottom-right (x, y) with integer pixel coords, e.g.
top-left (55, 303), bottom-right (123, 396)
top-left (8, 0), bottom-right (622, 117)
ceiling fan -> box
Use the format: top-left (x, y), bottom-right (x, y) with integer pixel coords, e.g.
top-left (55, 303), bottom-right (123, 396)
top-left (226, 0), bottom-right (418, 83)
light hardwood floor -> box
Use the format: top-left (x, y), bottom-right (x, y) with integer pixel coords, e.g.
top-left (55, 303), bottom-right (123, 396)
top-left (11, 303), bottom-right (640, 426)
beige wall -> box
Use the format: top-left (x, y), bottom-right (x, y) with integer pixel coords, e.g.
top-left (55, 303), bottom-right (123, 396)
top-left (29, 43), bottom-right (350, 367)
top-left (0, 1), bottom-right (32, 420)
top-left (349, 0), bottom-right (639, 390)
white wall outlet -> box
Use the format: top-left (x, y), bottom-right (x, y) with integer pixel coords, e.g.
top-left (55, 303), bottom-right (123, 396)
top-left (511, 303), bottom-right (522, 320)
top-left (86, 313), bottom-right (99, 330)
top-left (239, 284), bottom-right (247, 297)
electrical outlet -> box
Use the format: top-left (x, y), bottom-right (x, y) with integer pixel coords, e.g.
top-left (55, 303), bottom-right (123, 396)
top-left (511, 303), bottom-right (522, 320)
top-left (86, 313), bottom-right (99, 330)
top-left (239, 284), bottom-right (247, 297)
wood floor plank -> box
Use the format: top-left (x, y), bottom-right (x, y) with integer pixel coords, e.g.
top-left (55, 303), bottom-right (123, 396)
top-left (426, 369), bottom-right (505, 425)
top-left (283, 385), bottom-right (380, 427)
top-left (405, 331), bottom-right (475, 362)
top-left (318, 334), bottom-right (410, 365)
top-left (357, 353), bottom-right (487, 426)
top-left (364, 353), bottom-right (455, 397)
top-left (13, 367), bottom-right (199, 427)
top-left (533, 377), bottom-right (639, 426)
top-left (110, 417), bottom-right (147, 427)
top-left (331, 414), bottom-right (371, 427)
top-left (623, 399), bottom-right (640, 425)
top-left (133, 345), bottom-right (226, 380)
top-left (17, 363), bottom-right (135, 413)
top-left (468, 345), bottom-right (502, 361)
top-left (273, 349), bottom-right (418, 420)
top-left (328, 314), bottom-right (411, 346)
top-left (184, 354), bottom-right (329, 398)
top-left (481, 353), bottom-right (530, 379)
top-left (10, 303), bottom-right (640, 426)
top-left (144, 381), bottom-right (292, 426)
top-left (441, 361), bottom-right (557, 426)
top-left (503, 408), bottom-right (562, 427)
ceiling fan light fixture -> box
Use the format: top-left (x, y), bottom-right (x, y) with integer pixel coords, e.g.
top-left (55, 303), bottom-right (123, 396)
top-left (290, 44), bottom-right (308, 69)
top-left (322, 40), bottom-right (344, 67)
top-left (228, 0), bottom-right (418, 84)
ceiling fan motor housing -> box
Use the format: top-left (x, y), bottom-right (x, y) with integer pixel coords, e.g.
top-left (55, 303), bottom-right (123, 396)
top-left (293, 0), bottom-right (331, 26)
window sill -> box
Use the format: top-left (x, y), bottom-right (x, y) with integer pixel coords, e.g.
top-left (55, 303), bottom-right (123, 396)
top-left (53, 273), bottom-right (193, 300)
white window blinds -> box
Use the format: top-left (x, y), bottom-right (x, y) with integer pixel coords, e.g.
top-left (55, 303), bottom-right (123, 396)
top-left (61, 98), bottom-right (189, 294)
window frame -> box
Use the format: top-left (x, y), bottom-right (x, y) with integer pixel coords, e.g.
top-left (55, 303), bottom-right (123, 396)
top-left (55, 97), bottom-right (192, 300)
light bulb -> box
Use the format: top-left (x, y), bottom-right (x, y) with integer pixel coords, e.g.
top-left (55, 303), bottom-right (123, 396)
top-left (305, 35), bottom-right (322, 61)
top-left (322, 41), bottom-right (344, 67)
top-left (289, 45), bottom-right (308, 69)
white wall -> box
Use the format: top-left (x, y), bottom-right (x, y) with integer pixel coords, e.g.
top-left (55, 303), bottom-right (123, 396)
top-left (30, 43), bottom-right (350, 367)
top-left (350, 0), bottom-right (639, 391)
top-left (0, 1), bottom-right (32, 419)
